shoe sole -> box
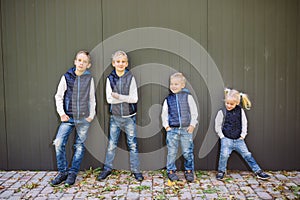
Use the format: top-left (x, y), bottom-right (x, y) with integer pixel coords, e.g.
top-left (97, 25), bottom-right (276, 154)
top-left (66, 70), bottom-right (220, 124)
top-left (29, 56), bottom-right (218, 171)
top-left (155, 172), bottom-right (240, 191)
top-left (168, 178), bottom-right (179, 182)
top-left (256, 175), bottom-right (270, 180)
top-left (186, 179), bottom-right (194, 182)
top-left (50, 181), bottom-right (65, 187)
top-left (97, 173), bottom-right (111, 181)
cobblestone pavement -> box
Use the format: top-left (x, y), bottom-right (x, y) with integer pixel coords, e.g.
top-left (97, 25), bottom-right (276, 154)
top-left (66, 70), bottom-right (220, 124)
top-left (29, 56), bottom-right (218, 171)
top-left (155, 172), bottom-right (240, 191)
top-left (0, 169), bottom-right (299, 199)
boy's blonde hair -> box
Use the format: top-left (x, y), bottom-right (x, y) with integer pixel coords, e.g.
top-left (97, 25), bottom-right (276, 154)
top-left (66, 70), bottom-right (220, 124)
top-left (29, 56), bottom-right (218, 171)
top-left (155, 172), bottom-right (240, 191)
top-left (170, 72), bottom-right (186, 85)
top-left (112, 50), bottom-right (128, 61)
top-left (224, 88), bottom-right (251, 110)
top-left (75, 50), bottom-right (91, 63)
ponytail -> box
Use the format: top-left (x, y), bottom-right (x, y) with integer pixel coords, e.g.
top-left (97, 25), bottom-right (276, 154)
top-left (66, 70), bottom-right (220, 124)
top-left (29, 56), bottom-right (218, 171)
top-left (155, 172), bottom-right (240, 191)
top-left (240, 92), bottom-right (251, 110)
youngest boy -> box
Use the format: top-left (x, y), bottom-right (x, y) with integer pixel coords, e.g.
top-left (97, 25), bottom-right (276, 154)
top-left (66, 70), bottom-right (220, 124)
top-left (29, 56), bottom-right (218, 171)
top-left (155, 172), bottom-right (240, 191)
top-left (161, 72), bottom-right (198, 182)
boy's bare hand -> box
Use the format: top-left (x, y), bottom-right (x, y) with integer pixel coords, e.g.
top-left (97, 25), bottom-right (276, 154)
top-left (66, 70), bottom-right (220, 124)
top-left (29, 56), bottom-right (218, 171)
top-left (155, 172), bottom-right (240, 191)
top-left (165, 126), bottom-right (171, 132)
top-left (187, 125), bottom-right (195, 134)
top-left (60, 114), bottom-right (70, 122)
top-left (111, 92), bottom-right (120, 99)
top-left (85, 117), bottom-right (92, 123)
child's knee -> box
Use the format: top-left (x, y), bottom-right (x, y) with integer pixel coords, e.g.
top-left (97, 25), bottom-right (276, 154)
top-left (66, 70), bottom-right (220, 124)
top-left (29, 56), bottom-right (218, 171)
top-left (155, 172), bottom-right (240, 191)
top-left (243, 152), bottom-right (252, 159)
top-left (220, 150), bottom-right (230, 158)
top-left (53, 138), bottom-right (64, 150)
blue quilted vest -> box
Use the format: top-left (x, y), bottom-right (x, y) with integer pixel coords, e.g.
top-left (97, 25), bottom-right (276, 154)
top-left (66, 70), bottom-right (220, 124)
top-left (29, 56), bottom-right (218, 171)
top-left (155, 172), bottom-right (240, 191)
top-left (64, 67), bottom-right (92, 119)
top-left (166, 89), bottom-right (191, 127)
top-left (222, 105), bottom-right (242, 139)
top-left (108, 69), bottom-right (137, 116)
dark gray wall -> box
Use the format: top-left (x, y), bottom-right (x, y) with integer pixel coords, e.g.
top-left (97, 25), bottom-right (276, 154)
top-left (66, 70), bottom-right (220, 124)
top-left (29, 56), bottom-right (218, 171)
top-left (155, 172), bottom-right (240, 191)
top-left (0, 0), bottom-right (299, 171)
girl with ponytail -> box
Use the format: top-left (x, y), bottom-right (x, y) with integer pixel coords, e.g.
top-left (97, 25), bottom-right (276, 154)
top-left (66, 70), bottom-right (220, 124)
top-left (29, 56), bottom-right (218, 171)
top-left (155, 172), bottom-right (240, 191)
top-left (215, 88), bottom-right (270, 180)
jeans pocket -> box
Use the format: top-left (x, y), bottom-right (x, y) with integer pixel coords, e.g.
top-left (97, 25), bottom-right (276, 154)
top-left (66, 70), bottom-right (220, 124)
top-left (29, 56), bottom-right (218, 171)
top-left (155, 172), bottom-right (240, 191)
top-left (83, 118), bottom-right (91, 124)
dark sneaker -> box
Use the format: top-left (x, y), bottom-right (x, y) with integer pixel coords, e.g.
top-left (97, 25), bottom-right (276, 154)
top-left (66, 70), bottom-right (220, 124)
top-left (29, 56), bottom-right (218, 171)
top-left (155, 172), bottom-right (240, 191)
top-left (184, 170), bottom-right (194, 182)
top-left (97, 170), bottom-right (112, 181)
top-left (216, 171), bottom-right (225, 180)
top-left (64, 173), bottom-right (77, 187)
top-left (167, 170), bottom-right (179, 181)
top-left (133, 173), bottom-right (144, 181)
top-left (50, 172), bottom-right (68, 186)
top-left (256, 170), bottom-right (270, 180)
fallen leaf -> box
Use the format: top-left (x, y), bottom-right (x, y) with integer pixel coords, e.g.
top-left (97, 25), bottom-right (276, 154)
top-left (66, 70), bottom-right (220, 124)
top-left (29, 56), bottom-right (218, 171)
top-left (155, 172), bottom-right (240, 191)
top-left (167, 179), bottom-right (175, 186)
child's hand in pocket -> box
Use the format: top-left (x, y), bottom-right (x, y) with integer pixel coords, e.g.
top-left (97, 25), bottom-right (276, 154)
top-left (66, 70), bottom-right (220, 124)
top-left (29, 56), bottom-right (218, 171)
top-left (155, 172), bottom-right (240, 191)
top-left (187, 125), bottom-right (195, 134)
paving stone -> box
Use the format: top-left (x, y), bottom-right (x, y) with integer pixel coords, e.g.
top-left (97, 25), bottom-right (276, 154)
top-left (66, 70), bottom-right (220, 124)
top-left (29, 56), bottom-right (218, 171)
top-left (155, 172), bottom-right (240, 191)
top-left (10, 181), bottom-right (25, 189)
top-left (247, 178), bottom-right (259, 185)
top-left (75, 191), bottom-right (89, 198)
top-left (244, 193), bottom-right (259, 199)
top-left (256, 191), bottom-right (273, 199)
top-left (126, 192), bottom-right (139, 200)
top-left (290, 177), bottom-right (300, 185)
top-left (216, 185), bottom-right (229, 193)
top-left (2, 172), bottom-right (17, 179)
top-left (204, 193), bottom-right (219, 199)
top-left (0, 190), bottom-right (15, 198)
top-left (32, 196), bottom-right (49, 200)
top-left (61, 194), bottom-right (75, 200)
top-left (275, 174), bottom-right (289, 181)
top-left (231, 191), bottom-right (246, 199)
top-left (231, 173), bottom-right (244, 180)
top-left (168, 197), bottom-right (179, 200)
top-left (47, 192), bottom-right (64, 199)
top-left (23, 189), bottom-right (42, 199)
top-left (7, 195), bottom-right (23, 200)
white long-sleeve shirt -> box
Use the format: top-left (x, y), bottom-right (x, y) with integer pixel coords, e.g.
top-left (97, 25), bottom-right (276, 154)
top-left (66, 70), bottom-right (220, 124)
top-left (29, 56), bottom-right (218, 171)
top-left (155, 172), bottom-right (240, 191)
top-left (161, 94), bottom-right (198, 128)
top-left (106, 76), bottom-right (138, 117)
top-left (55, 76), bottom-right (96, 119)
top-left (214, 108), bottom-right (248, 139)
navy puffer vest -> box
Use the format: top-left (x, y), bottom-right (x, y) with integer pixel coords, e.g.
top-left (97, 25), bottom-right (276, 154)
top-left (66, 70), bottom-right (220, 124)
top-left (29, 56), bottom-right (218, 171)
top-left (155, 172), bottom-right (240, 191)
top-left (167, 89), bottom-right (191, 127)
top-left (222, 106), bottom-right (242, 139)
top-left (108, 69), bottom-right (137, 116)
top-left (64, 67), bottom-right (92, 119)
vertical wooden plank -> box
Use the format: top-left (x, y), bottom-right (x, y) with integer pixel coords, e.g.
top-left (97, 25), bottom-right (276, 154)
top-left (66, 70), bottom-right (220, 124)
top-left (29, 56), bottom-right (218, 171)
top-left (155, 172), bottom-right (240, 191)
top-left (222, 0), bottom-right (234, 86)
top-left (297, 0), bottom-right (300, 168)
top-left (232, 0), bottom-right (245, 88)
top-left (0, 0), bottom-right (8, 170)
top-left (285, 0), bottom-right (299, 168)
top-left (274, 0), bottom-right (287, 167)
top-left (260, 0), bottom-right (276, 168)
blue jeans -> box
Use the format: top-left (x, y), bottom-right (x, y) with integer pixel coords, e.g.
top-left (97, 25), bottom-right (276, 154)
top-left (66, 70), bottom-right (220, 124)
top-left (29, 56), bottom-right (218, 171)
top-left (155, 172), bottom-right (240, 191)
top-left (53, 118), bottom-right (90, 175)
top-left (218, 137), bottom-right (261, 173)
top-left (103, 115), bottom-right (141, 173)
top-left (166, 128), bottom-right (194, 172)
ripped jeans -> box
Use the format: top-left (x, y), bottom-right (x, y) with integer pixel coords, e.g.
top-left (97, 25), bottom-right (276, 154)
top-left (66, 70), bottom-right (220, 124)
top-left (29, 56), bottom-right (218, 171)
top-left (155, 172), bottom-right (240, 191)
top-left (53, 118), bottom-right (90, 175)
top-left (218, 137), bottom-right (261, 173)
top-left (103, 115), bottom-right (141, 173)
top-left (166, 128), bottom-right (194, 172)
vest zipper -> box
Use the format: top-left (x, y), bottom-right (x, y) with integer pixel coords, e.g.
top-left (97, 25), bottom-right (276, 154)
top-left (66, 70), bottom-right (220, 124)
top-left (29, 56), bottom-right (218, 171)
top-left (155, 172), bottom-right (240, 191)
top-left (119, 77), bottom-right (123, 116)
top-left (77, 76), bottom-right (80, 119)
top-left (176, 94), bottom-right (182, 127)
